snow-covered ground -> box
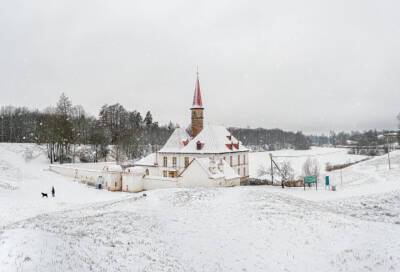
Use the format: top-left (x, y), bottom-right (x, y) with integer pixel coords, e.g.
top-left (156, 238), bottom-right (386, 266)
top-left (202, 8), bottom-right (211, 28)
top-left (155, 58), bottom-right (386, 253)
top-left (1, 143), bottom-right (400, 271)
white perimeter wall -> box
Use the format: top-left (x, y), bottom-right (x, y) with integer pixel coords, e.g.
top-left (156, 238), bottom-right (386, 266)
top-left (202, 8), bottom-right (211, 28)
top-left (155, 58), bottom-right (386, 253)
top-left (49, 164), bottom-right (122, 190)
top-left (51, 163), bottom-right (240, 193)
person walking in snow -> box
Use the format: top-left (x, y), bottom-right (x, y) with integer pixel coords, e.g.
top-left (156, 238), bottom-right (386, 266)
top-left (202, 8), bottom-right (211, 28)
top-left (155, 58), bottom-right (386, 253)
top-left (51, 186), bottom-right (55, 197)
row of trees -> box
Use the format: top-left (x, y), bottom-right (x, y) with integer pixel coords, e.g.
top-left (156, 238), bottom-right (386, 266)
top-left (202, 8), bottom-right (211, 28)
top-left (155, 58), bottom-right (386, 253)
top-left (4, 93), bottom-right (396, 163)
top-left (308, 129), bottom-right (399, 148)
top-left (309, 113), bottom-right (400, 148)
top-left (0, 94), bottom-right (175, 163)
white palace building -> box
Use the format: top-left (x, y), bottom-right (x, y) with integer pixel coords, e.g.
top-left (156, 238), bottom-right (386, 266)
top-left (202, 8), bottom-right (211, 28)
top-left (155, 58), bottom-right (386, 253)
top-left (121, 74), bottom-right (250, 192)
top-left (50, 74), bottom-right (249, 192)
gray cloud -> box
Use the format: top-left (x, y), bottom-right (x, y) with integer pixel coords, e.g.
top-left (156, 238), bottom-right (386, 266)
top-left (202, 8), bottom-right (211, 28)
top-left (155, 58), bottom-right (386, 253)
top-left (1, 0), bottom-right (399, 134)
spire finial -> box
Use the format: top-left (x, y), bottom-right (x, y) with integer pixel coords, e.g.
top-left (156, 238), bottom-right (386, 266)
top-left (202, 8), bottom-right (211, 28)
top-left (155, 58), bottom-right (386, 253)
top-left (192, 67), bottom-right (203, 109)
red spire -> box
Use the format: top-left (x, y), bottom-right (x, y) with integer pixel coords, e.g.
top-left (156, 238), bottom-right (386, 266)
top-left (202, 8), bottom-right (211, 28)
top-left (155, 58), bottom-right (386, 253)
top-left (192, 72), bottom-right (203, 108)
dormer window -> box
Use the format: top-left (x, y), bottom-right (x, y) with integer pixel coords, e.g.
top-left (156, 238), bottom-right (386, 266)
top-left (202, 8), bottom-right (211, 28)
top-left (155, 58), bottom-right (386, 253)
top-left (227, 135), bottom-right (232, 140)
top-left (196, 141), bottom-right (203, 150)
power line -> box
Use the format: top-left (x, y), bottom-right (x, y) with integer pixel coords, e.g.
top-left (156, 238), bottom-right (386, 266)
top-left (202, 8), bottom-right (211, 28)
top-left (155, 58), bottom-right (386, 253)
top-left (272, 150), bottom-right (343, 158)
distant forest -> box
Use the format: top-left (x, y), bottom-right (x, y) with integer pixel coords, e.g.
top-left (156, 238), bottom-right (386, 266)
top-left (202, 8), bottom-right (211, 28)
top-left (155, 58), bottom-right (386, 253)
top-left (228, 128), bottom-right (311, 151)
top-left (0, 93), bottom-right (398, 163)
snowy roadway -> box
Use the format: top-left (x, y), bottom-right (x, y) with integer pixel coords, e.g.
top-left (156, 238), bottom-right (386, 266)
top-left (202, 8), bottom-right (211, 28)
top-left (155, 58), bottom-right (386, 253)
top-left (0, 144), bottom-right (400, 271)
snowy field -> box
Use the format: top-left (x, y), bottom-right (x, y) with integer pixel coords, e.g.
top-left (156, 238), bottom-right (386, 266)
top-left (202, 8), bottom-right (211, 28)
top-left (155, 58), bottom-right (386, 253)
top-left (1, 144), bottom-right (400, 271)
top-left (249, 147), bottom-right (369, 179)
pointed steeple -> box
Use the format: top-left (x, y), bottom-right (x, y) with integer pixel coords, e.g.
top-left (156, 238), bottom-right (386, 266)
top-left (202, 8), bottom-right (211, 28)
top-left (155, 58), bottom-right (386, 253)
top-left (192, 69), bottom-right (203, 109)
top-left (190, 68), bottom-right (204, 138)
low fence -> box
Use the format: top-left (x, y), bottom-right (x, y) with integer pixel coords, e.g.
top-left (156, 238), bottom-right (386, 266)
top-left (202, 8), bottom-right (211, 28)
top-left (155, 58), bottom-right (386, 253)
top-left (49, 164), bottom-right (103, 180)
top-left (325, 158), bottom-right (370, 172)
top-left (246, 178), bottom-right (304, 187)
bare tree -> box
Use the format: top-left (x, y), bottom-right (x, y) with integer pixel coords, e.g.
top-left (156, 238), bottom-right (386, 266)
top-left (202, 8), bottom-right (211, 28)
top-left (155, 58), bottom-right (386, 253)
top-left (302, 158), bottom-right (320, 178)
top-left (278, 161), bottom-right (294, 188)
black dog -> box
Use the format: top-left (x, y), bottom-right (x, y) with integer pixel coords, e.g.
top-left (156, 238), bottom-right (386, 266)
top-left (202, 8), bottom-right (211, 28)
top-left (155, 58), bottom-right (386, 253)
top-left (41, 192), bottom-right (48, 198)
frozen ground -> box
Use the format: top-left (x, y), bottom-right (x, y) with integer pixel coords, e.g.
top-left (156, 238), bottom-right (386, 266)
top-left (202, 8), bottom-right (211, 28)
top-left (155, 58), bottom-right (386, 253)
top-left (1, 144), bottom-right (400, 272)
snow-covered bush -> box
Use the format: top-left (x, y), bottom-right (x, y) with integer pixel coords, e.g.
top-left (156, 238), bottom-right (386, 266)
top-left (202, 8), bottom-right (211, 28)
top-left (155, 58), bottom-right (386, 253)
top-left (278, 161), bottom-right (294, 188)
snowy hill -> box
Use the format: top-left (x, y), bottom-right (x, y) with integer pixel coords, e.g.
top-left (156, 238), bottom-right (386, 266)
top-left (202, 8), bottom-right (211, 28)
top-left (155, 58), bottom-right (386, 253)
top-left (0, 143), bottom-right (400, 271)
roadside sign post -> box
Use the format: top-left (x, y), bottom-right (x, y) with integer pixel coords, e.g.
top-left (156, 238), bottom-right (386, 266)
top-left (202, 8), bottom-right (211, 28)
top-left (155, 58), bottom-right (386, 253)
top-left (304, 176), bottom-right (318, 191)
top-left (325, 176), bottom-right (330, 190)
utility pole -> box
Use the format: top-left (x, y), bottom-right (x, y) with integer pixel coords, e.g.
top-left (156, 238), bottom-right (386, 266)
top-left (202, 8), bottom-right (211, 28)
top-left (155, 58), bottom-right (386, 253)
top-left (387, 137), bottom-right (391, 170)
top-left (340, 168), bottom-right (343, 186)
top-left (384, 133), bottom-right (392, 170)
top-left (269, 153), bottom-right (274, 184)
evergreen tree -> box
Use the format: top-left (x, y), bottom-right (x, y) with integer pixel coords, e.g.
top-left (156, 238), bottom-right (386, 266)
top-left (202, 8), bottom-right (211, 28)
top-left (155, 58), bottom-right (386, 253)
top-left (144, 111), bottom-right (153, 127)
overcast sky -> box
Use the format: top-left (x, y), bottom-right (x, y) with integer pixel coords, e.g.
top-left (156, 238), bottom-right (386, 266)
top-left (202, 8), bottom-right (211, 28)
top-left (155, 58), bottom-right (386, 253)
top-left (1, 0), bottom-right (399, 134)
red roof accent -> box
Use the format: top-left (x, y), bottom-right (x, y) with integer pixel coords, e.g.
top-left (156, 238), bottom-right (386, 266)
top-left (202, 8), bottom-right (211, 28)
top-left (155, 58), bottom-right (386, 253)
top-left (192, 76), bottom-right (203, 108)
top-left (182, 139), bottom-right (189, 146)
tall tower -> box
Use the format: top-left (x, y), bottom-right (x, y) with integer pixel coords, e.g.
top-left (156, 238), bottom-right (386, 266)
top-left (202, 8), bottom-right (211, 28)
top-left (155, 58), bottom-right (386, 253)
top-left (191, 71), bottom-right (204, 138)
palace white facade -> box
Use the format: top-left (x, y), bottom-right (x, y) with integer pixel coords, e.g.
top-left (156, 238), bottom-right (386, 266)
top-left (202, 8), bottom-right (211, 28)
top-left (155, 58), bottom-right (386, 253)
top-left (121, 74), bottom-right (249, 192)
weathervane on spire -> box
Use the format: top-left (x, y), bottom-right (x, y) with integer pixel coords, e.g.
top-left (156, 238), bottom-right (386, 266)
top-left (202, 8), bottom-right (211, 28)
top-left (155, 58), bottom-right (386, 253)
top-left (196, 65), bottom-right (199, 78)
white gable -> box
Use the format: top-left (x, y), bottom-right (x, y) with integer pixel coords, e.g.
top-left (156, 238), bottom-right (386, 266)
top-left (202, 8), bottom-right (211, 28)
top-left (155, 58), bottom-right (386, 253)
top-left (159, 128), bottom-right (191, 153)
top-left (180, 125), bottom-right (249, 154)
top-left (185, 157), bottom-right (240, 180)
top-left (134, 153), bottom-right (156, 166)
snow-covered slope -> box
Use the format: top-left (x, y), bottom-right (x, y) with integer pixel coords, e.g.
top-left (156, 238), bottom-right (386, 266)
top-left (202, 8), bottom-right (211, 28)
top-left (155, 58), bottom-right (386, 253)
top-left (1, 144), bottom-right (400, 271)
top-left (0, 143), bottom-right (126, 226)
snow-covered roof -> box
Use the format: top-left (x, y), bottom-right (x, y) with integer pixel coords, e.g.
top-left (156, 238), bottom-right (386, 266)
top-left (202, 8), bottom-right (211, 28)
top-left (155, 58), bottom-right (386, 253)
top-left (179, 125), bottom-right (249, 154)
top-left (158, 128), bottom-right (191, 153)
top-left (134, 153), bottom-right (157, 167)
top-left (189, 157), bottom-right (240, 180)
top-left (124, 166), bottom-right (146, 173)
top-left (103, 165), bottom-right (123, 172)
